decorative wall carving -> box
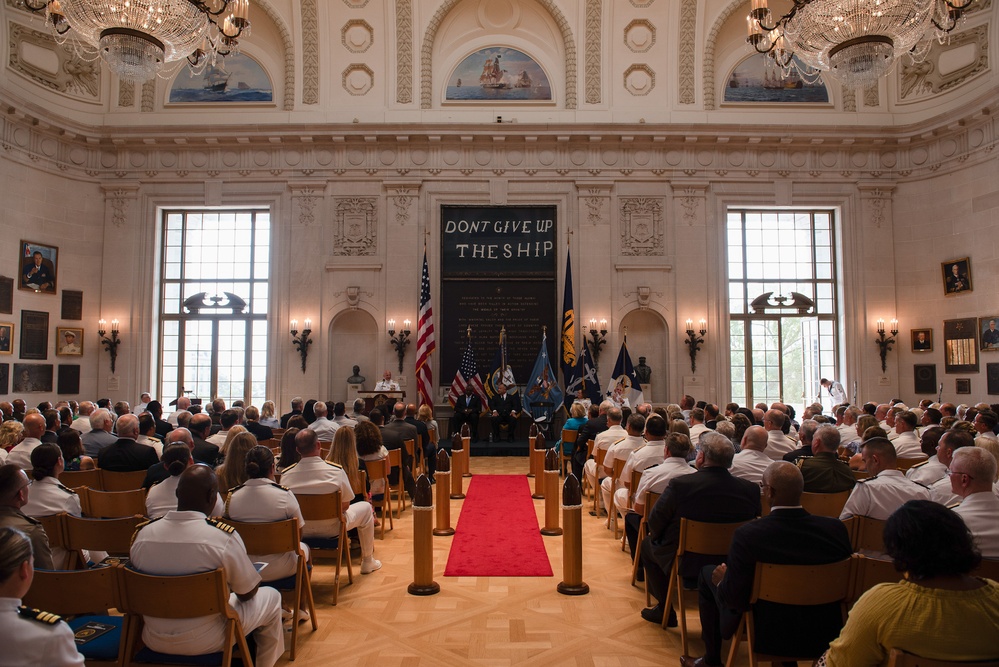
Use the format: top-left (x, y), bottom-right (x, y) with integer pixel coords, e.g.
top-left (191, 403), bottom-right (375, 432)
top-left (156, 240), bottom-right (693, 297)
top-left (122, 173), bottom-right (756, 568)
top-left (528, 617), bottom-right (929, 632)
top-left (396, 0), bottom-right (413, 104)
top-left (864, 85), bottom-right (879, 107)
top-left (302, 0), bottom-right (319, 105)
top-left (678, 0), bottom-right (697, 104)
top-left (343, 0), bottom-right (369, 6)
top-left (391, 187), bottom-right (415, 225)
top-left (333, 197), bottom-right (377, 255)
top-left (7, 23), bottom-right (100, 100)
top-left (624, 64), bottom-right (655, 96)
top-left (629, 0), bottom-right (654, 6)
top-left (899, 24), bottom-right (989, 100)
top-left (620, 197), bottom-right (664, 256)
top-left (118, 81), bottom-right (134, 108)
top-left (624, 19), bottom-right (655, 53)
top-left (141, 80), bottom-right (155, 112)
top-left (420, 0), bottom-right (577, 109)
top-left (702, 0), bottom-right (748, 110)
top-left (103, 185), bottom-right (138, 227)
top-left (843, 87), bottom-right (857, 112)
top-left (677, 186), bottom-right (705, 226)
top-left (343, 64), bottom-right (374, 96)
top-left (341, 20), bottom-right (373, 53)
top-left (292, 186), bottom-right (321, 226)
top-left (859, 185), bottom-right (893, 229)
top-left (585, 0), bottom-right (601, 104)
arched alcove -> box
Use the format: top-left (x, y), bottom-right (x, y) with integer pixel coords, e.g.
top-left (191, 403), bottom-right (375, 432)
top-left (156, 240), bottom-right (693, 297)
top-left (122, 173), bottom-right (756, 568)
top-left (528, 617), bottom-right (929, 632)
top-left (619, 309), bottom-right (669, 404)
top-left (328, 308), bottom-right (378, 401)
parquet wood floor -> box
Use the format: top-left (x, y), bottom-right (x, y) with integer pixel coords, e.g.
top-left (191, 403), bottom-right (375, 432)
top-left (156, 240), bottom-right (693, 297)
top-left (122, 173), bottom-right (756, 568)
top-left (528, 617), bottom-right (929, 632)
top-left (278, 456), bottom-right (762, 666)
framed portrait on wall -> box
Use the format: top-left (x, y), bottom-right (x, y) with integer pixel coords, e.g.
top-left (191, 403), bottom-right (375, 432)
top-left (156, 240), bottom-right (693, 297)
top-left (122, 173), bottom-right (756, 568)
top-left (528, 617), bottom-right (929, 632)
top-left (911, 329), bottom-right (932, 352)
top-left (941, 257), bottom-right (971, 296)
top-left (0, 322), bottom-right (11, 354)
top-left (19, 241), bottom-right (58, 294)
top-left (943, 318), bottom-right (979, 373)
top-left (56, 327), bottom-right (83, 356)
top-left (956, 378), bottom-right (972, 395)
top-left (980, 316), bottom-right (999, 351)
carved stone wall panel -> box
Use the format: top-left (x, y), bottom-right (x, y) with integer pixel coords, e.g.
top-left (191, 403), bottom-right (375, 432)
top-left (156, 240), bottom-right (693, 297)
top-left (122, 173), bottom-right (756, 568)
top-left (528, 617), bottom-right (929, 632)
top-left (619, 197), bottom-right (664, 256)
top-left (702, 0), bottom-right (747, 110)
top-left (334, 197), bottom-right (377, 255)
top-left (624, 64), bottom-right (655, 96)
top-left (843, 87), bottom-right (857, 112)
top-left (302, 0), bottom-right (319, 105)
top-left (291, 185), bottom-right (323, 226)
top-left (585, 0), bottom-right (601, 104)
top-left (675, 186), bottom-right (706, 226)
top-left (864, 85), bottom-right (879, 107)
top-left (7, 23), bottom-right (100, 100)
top-left (118, 81), bottom-right (134, 108)
top-left (899, 24), bottom-right (989, 101)
top-left (678, 0), bottom-right (696, 104)
top-left (396, 0), bottom-right (413, 104)
top-left (343, 63), bottom-right (374, 96)
top-left (141, 80), bottom-right (155, 112)
top-left (624, 20), bottom-right (655, 53)
top-left (342, 19), bottom-right (373, 53)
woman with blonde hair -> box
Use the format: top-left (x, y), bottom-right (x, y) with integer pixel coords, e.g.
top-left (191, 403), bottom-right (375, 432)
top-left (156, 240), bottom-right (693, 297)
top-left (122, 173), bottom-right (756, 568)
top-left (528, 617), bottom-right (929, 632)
top-left (216, 431), bottom-right (257, 494)
top-left (220, 424), bottom-right (247, 456)
top-left (259, 400), bottom-right (280, 429)
top-left (0, 420), bottom-right (23, 453)
top-left (327, 427), bottom-right (366, 503)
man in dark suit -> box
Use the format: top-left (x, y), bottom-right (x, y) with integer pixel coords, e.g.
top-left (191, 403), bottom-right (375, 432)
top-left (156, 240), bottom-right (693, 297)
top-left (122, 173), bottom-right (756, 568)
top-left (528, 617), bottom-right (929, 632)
top-left (405, 403), bottom-right (435, 480)
top-left (374, 406), bottom-right (416, 498)
top-left (188, 413), bottom-right (221, 467)
top-left (145, 400), bottom-right (174, 439)
top-left (97, 414), bottom-right (159, 473)
top-left (280, 397), bottom-right (304, 429)
top-left (40, 409), bottom-right (60, 444)
top-left (640, 431), bottom-right (761, 626)
top-left (450, 386), bottom-right (482, 442)
top-left (683, 461), bottom-right (853, 667)
top-left (489, 383), bottom-right (521, 442)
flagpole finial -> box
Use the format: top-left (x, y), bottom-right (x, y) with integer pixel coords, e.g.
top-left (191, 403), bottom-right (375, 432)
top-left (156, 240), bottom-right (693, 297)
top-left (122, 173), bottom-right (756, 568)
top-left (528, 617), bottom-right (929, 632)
top-left (542, 325), bottom-right (547, 335)
top-left (466, 325), bottom-right (472, 338)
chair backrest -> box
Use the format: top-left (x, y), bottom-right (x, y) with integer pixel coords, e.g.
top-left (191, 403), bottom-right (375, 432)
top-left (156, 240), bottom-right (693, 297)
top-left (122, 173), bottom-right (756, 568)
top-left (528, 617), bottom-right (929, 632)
top-left (428, 427), bottom-right (439, 446)
top-left (888, 648), bottom-right (999, 667)
top-left (800, 490), bottom-right (852, 518)
top-left (974, 557), bottom-right (999, 581)
top-left (116, 567), bottom-right (234, 619)
top-left (100, 469), bottom-right (148, 492)
top-left (294, 490), bottom-right (344, 523)
top-left (35, 513), bottom-right (68, 551)
top-left (561, 428), bottom-right (579, 445)
top-left (387, 447), bottom-right (402, 471)
top-left (64, 514), bottom-right (146, 557)
top-left (896, 457), bottom-right (928, 472)
top-left (593, 445), bottom-right (607, 470)
top-left (225, 518), bottom-right (301, 555)
top-left (79, 487), bottom-right (147, 518)
top-left (751, 557), bottom-right (854, 607)
top-left (851, 554), bottom-right (901, 604)
top-left (611, 458), bottom-right (626, 488)
top-left (677, 517), bottom-right (752, 557)
top-left (365, 457), bottom-right (389, 484)
top-left (850, 515), bottom-right (887, 553)
top-left (59, 469), bottom-right (102, 490)
top-left (586, 439), bottom-right (595, 458)
top-left (403, 438), bottom-right (415, 460)
top-left (24, 565), bottom-right (118, 616)
top-left (854, 469), bottom-right (871, 481)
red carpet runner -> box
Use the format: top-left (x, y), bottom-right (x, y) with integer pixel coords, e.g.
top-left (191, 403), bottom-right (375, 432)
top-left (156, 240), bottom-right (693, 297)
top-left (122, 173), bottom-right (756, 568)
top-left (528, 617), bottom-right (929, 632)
top-left (444, 474), bottom-right (554, 577)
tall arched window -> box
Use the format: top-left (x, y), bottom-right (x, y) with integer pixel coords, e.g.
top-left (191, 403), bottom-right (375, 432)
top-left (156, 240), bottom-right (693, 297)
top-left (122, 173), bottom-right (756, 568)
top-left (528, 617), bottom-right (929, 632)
top-left (727, 209), bottom-right (839, 413)
top-left (159, 210), bottom-right (270, 406)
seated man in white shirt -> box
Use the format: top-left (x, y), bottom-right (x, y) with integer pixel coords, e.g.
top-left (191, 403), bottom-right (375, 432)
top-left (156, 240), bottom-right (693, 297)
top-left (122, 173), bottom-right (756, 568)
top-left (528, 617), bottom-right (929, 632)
top-left (729, 425), bottom-right (771, 485)
top-left (762, 410), bottom-right (795, 461)
top-left (373, 370), bottom-right (400, 392)
top-left (612, 415), bottom-right (668, 521)
top-left (307, 400), bottom-right (338, 442)
top-left (687, 408), bottom-right (710, 451)
top-left (892, 410), bottom-right (924, 459)
top-left (927, 428), bottom-right (976, 507)
top-left (839, 437), bottom-right (930, 521)
top-left (279, 428), bottom-right (381, 574)
top-left (584, 407), bottom-right (626, 515)
top-left (974, 409), bottom-right (999, 443)
top-left (949, 446), bottom-right (999, 558)
top-left (905, 426), bottom-right (947, 486)
top-left (601, 414), bottom-right (648, 522)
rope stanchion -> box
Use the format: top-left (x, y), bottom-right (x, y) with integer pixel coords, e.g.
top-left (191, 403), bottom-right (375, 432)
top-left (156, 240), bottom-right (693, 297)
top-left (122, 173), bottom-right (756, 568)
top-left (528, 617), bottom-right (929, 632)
top-left (433, 449), bottom-right (454, 536)
top-left (531, 432), bottom-right (547, 500)
top-left (541, 448), bottom-right (562, 536)
top-left (449, 432), bottom-right (465, 500)
top-left (557, 474), bottom-right (589, 595)
top-left (408, 474), bottom-right (440, 595)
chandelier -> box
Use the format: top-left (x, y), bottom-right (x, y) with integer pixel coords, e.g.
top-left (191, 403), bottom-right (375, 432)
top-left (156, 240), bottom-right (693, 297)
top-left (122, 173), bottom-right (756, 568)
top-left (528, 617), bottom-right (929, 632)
top-left (24, 0), bottom-right (250, 82)
top-left (747, 0), bottom-right (976, 88)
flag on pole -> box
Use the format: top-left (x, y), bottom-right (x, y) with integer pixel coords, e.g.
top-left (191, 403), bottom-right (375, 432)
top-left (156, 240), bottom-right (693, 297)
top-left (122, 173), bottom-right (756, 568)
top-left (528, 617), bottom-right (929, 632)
top-left (415, 250), bottom-right (436, 408)
top-left (568, 341), bottom-right (602, 406)
top-left (605, 335), bottom-right (645, 408)
top-left (485, 327), bottom-right (517, 399)
top-left (447, 334), bottom-right (488, 408)
top-left (560, 247), bottom-right (577, 409)
top-left (524, 331), bottom-right (563, 416)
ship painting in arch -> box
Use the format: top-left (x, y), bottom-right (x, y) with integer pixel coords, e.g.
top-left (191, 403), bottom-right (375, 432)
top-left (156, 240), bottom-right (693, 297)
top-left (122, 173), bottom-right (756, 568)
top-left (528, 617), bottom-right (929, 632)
top-left (723, 53), bottom-right (829, 104)
top-left (445, 47), bottom-right (552, 102)
top-left (169, 53), bottom-right (273, 103)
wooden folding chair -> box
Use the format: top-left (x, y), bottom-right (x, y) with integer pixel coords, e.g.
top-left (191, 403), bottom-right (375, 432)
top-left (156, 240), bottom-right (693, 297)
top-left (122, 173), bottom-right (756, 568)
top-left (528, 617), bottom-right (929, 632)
top-left (116, 567), bottom-right (253, 667)
top-left (59, 468), bottom-right (102, 490)
top-left (608, 458), bottom-right (627, 537)
top-left (973, 557), bottom-right (999, 581)
top-left (364, 457), bottom-right (393, 539)
top-left (888, 648), bottom-right (999, 667)
top-left (850, 553), bottom-right (902, 606)
top-left (225, 518), bottom-right (317, 660)
top-left (79, 487), bottom-right (147, 518)
top-left (619, 469), bottom-right (644, 552)
top-left (404, 437), bottom-right (418, 479)
top-left (560, 428), bottom-right (579, 477)
top-left (64, 514), bottom-right (146, 569)
top-left (35, 512), bottom-right (71, 569)
top-left (664, 517), bottom-right (753, 654)
top-left (387, 448), bottom-right (407, 516)
top-left (591, 446), bottom-right (607, 515)
top-left (799, 489), bottom-right (852, 517)
top-left (630, 490), bottom-right (661, 606)
top-left (579, 438), bottom-right (595, 495)
top-left (896, 456), bottom-right (928, 472)
top-left (848, 515), bottom-right (887, 554)
top-left (24, 566), bottom-right (124, 667)
top-left (725, 557), bottom-right (854, 667)
top-left (100, 470), bottom-right (148, 492)
top-left (293, 491), bottom-right (353, 605)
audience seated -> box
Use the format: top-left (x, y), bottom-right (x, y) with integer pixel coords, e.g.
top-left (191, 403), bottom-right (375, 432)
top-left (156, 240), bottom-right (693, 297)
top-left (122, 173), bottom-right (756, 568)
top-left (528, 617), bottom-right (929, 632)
top-left (7, 413), bottom-right (45, 471)
top-left (949, 447), bottom-right (999, 558)
top-left (613, 415), bottom-right (668, 520)
top-left (0, 464), bottom-right (53, 569)
top-left (600, 413), bottom-right (647, 521)
top-left (624, 432), bottom-right (695, 559)
top-left (762, 410), bottom-right (795, 460)
top-left (96, 414), bottom-right (159, 473)
top-left (926, 429), bottom-right (975, 506)
top-left (584, 406), bottom-right (625, 514)
top-left (146, 443), bottom-right (224, 519)
top-left (905, 426), bottom-right (947, 485)
top-left (728, 425), bottom-right (771, 485)
top-left (798, 424), bottom-right (856, 494)
top-left (840, 437), bottom-right (929, 521)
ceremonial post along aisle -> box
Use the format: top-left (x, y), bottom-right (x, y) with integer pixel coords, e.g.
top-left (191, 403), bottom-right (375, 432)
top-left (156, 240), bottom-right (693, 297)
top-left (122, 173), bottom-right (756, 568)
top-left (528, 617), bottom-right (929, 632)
top-left (443, 475), bottom-right (554, 577)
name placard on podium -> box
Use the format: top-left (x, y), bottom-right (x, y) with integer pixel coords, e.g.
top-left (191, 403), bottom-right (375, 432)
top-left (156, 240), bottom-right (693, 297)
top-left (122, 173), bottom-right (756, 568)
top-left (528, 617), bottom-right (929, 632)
top-left (358, 390), bottom-right (405, 412)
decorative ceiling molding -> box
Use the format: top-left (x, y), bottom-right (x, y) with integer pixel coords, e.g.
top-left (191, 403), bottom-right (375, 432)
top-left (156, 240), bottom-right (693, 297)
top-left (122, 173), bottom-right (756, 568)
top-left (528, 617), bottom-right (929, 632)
top-left (678, 0), bottom-right (696, 105)
top-left (7, 22), bottom-right (100, 101)
top-left (301, 0), bottom-right (319, 105)
top-left (585, 0), bottom-right (602, 104)
top-left (395, 0), bottom-right (413, 104)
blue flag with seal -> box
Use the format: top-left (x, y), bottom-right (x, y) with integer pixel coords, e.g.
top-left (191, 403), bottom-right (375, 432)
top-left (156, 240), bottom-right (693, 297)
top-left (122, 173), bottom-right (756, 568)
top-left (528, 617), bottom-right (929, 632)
top-left (485, 327), bottom-right (517, 399)
top-left (604, 336), bottom-right (645, 408)
top-left (568, 341), bottom-right (602, 406)
top-left (524, 331), bottom-right (563, 418)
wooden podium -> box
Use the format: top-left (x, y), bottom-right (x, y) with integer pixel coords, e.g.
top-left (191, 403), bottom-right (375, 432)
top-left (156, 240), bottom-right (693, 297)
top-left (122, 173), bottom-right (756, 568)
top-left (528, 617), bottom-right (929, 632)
top-left (358, 390), bottom-right (405, 412)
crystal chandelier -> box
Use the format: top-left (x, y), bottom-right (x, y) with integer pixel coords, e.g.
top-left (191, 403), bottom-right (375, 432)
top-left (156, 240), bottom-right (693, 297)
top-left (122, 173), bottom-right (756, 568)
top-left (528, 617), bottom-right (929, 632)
top-left (24, 0), bottom-right (250, 82)
top-left (747, 0), bottom-right (977, 88)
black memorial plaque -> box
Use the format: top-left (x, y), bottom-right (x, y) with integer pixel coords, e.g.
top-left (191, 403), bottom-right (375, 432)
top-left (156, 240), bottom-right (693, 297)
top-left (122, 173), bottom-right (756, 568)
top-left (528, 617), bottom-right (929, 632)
top-left (61, 290), bottom-right (83, 321)
top-left (19, 310), bottom-right (49, 360)
top-left (58, 364), bottom-right (80, 395)
top-left (0, 277), bottom-right (12, 314)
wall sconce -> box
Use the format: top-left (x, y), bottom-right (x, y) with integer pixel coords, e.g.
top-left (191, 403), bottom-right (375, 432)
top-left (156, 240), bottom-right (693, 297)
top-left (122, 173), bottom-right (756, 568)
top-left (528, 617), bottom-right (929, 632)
top-left (388, 318), bottom-right (411, 373)
top-left (684, 318), bottom-right (707, 372)
top-left (584, 318), bottom-right (608, 368)
top-left (875, 318), bottom-right (898, 372)
top-left (98, 318), bottom-right (121, 374)
top-left (291, 318), bottom-right (313, 373)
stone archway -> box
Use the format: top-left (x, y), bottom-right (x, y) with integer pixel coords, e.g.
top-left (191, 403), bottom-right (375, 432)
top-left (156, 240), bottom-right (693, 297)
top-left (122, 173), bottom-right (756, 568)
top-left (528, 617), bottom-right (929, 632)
top-left (328, 308), bottom-right (379, 401)
top-left (619, 309), bottom-right (669, 404)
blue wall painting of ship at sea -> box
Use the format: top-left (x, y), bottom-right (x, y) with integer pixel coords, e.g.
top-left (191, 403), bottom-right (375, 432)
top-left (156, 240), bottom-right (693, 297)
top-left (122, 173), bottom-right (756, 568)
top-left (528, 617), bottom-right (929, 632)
top-left (169, 54), bottom-right (273, 103)
top-left (723, 54), bottom-right (829, 104)
top-left (445, 47), bottom-right (552, 102)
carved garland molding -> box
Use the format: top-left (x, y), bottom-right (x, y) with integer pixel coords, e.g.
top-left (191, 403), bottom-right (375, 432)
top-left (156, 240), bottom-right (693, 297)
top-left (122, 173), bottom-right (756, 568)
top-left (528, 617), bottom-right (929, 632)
top-left (301, 0), bottom-right (319, 105)
top-left (396, 0), bottom-right (413, 104)
top-left (585, 0), bottom-right (601, 105)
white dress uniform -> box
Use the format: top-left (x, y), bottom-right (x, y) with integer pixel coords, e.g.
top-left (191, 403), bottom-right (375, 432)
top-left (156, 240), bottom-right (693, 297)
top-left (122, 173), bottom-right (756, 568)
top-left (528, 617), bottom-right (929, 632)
top-left (0, 597), bottom-right (85, 666)
top-left (583, 425), bottom-right (627, 509)
top-left (145, 476), bottom-right (224, 519)
top-left (905, 454), bottom-right (947, 486)
top-left (0, 449), bottom-right (6, 464)
top-left (307, 419), bottom-right (338, 442)
top-left (20, 476), bottom-right (82, 569)
top-left (687, 423), bottom-right (710, 449)
top-left (373, 380), bottom-right (400, 391)
top-left (137, 435), bottom-right (163, 459)
top-left (613, 440), bottom-right (665, 514)
top-left (279, 456), bottom-right (376, 559)
top-left (129, 510), bottom-right (283, 667)
top-left (7, 438), bottom-right (42, 471)
top-left (892, 431), bottom-right (923, 458)
top-left (839, 470), bottom-right (931, 520)
top-left (927, 475), bottom-right (962, 507)
top-left (764, 430), bottom-right (796, 461)
top-left (953, 491), bottom-right (999, 558)
top-left (224, 478), bottom-right (309, 581)
top-left (600, 434), bottom-right (646, 519)
top-left (632, 457), bottom-right (697, 509)
top-left (729, 448), bottom-right (773, 486)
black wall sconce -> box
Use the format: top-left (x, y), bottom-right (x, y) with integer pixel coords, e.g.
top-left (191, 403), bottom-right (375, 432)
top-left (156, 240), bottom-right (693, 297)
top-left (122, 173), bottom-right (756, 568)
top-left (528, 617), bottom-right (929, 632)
top-left (291, 318), bottom-right (312, 373)
top-left (388, 318), bottom-right (411, 373)
top-left (585, 318), bottom-right (607, 368)
top-left (875, 318), bottom-right (898, 372)
top-left (684, 318), bottom-right (706, 372)
top-left (98, 318), bottom-right (121, 374)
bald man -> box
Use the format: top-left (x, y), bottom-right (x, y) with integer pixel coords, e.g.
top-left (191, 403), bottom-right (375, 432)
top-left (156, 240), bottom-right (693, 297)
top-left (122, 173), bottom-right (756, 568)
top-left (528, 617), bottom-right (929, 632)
top-left (5, 413), bottom-right (45, 471)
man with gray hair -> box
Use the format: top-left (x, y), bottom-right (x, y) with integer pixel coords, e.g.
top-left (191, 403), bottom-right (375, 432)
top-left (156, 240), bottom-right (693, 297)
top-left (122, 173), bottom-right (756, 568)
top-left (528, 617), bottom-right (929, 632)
top-left (81, 408), bottom-right (117, 457)
top-left (798, 424), bottom-right (855, 493)
top-left (167, 396), bottom-right (192, 426)
top-left (763, 409), bottom-right (795, 460)
top-left (97, 414), bottom-right (159, 473)
top-left (308, 401), bottom-right (338, 441)
top-left (837, 406), bottom-right (861, 449)
top-left (70, 401), bottom-right (95, 433)
top-left (350, 398), bottom-right (370, 422)
top-left (639, 432), bottom-right (761, 626)
top-left (783, 419), bottom-right (818, 463)
top-left (584, 406), bottom-right (625, 514)
top-left (729, 425), bottom-right (771, 485)
top-left (950, 447), bottom-right (999, 557)
top-left (839, 437), bottom-right (929, 521)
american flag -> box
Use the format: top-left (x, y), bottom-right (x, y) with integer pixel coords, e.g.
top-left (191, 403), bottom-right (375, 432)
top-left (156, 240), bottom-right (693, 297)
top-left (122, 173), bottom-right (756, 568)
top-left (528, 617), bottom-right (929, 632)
top-left (448, 337), bottom-right (488, 408)
top-left (415, 250), bottom-right (436, 408)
